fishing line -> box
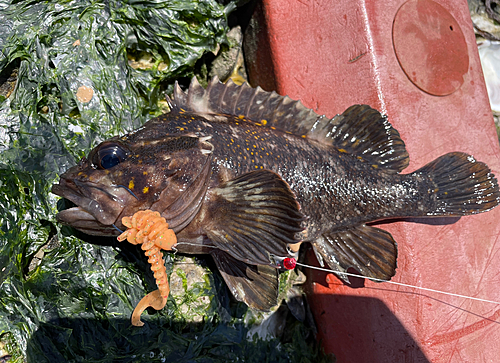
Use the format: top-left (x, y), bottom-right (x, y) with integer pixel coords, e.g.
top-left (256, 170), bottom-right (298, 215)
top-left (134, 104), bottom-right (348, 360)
top-left (117, 230), bottom-right (500, 306)
top-left (175, 242), bottom-right (219, 249)
top-left (112, 224), bottom-right (124, 233)
top-left (294, 261), bottom-right (500, 306)
top-left (116, 185), bottom-right (140, 200)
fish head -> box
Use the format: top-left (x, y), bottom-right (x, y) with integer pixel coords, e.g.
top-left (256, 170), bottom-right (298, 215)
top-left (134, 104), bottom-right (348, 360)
top-left (52, 130), bottom-right (213, 236)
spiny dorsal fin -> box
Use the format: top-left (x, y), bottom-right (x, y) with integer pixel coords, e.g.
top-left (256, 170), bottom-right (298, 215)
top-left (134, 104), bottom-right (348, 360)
top-left (169, 77), bottom-right (321, 136)
top-left (169, 77), bottom-right (409, 173)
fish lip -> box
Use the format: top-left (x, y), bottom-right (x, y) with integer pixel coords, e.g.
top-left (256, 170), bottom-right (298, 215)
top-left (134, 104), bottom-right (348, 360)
top-left (51, 180), bottom-right (86, 208)
top-left (55, 206), bottom-right (120, 236)
top-left (51, 177), bottom-right (125, 229)
top-left (51, 177), bottom-right (78, 198)
top-left (51, 179), bottom-right (94, 214)
top-left (51, 179), bottom-right (99, 217)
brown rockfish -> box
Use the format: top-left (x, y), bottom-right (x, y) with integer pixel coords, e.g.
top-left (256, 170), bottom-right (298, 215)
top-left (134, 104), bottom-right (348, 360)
top-left (52, 77), bottom-right (500, 310)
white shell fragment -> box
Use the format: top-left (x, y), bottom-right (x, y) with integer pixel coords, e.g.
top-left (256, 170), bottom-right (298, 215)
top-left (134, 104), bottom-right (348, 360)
top-left (478, 40), bottom-right (500, 112)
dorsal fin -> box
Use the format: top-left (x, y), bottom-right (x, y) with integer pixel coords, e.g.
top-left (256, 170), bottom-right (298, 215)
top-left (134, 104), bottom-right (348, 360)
top-left (168, 77), bottom-right (321, 136)
top-left (307, 105), bottom-right (409, 173)
top-left (168, 77), bottom-right (409, 173)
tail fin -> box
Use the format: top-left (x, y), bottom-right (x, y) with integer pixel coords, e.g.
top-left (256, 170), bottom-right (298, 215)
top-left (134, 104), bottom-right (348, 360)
top-left (416, 152), bottom-right (500, 216)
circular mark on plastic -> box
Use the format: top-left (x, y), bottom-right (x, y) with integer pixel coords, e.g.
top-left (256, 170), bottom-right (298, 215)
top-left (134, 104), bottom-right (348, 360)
top-left (76, 86), bottom-right (94, 103)
top-left (393, 0), bottom-right (469, 96)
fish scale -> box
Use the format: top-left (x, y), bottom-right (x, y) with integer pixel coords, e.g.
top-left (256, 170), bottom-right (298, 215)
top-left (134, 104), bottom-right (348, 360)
top-left (141, 111), bottom-right (424, 237)
top-left (173, 114), bottom-right (426, 238)
top-left (52, 77), bottom-right (500, 312)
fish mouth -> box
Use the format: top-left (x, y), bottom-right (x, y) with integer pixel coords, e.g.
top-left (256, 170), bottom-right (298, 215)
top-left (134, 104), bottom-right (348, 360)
top-left (55, 206), bottom-right (120, 235)
top-left (51, 177), bottom-right (131, 236)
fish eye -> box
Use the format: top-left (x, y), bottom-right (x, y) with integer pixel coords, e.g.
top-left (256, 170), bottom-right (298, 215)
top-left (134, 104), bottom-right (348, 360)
top-left (92, 143), bottom-right (128, 169)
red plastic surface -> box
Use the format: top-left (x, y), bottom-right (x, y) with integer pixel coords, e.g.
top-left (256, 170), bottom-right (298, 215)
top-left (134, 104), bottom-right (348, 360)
top-left (245, 0), bottom-right (500, 362)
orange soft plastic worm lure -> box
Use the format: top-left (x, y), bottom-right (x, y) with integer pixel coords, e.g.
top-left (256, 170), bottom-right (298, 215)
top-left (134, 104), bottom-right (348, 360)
top-left (117, 210), bottom-right (177, 326)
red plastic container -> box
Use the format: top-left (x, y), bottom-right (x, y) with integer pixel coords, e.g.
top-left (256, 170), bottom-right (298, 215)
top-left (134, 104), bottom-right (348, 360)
top-left (245, 0), bottom-right (500, 361)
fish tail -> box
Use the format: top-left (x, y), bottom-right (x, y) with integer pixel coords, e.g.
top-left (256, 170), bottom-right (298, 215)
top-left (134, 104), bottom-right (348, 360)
top-left (415, 152), bottom-right (500, 216)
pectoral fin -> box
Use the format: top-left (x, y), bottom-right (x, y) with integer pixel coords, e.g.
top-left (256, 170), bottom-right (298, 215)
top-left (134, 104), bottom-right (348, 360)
top-left (204, 170), bottom-right (305, 266)
top-left (211, 250), bottom-right (279, 311)
top-left (312, 224), bottom-right (397, 283)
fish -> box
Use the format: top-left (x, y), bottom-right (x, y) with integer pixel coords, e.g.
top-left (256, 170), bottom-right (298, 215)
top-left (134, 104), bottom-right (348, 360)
top-left (51, 77), bottom-right (500, 311)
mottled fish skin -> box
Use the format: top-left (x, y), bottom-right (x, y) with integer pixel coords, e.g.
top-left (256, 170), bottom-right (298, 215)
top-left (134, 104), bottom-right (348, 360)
top-left (144, 111), bottom-right (425, 242)
top-left (52, 77), bottom-right (500, 310)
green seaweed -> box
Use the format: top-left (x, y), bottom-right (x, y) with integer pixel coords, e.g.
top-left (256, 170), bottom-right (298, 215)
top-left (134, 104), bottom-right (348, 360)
top-left (0, 0), bottom-right (330, 361)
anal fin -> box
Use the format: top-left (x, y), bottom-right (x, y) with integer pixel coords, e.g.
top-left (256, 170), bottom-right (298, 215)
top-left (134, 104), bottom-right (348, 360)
top-left (211, 250), bottom-right (279, 311)
top-left (312, 224), bottom-right (397, 283)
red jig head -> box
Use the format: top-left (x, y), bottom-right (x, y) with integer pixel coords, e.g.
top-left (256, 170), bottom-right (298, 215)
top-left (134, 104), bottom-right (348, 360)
top-left (283, 257), bottom-right (297, 270)
top-left (273, 255), bottom-right (297, 270)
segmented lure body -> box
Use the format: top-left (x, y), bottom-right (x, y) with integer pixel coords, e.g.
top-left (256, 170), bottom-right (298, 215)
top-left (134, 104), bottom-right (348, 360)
top-left (117, 210), bottom-right (177, 326)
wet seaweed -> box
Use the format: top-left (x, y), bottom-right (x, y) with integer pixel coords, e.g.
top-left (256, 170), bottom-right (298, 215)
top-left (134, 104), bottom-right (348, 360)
top-left (0, 1), bottom-right (331, 362)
